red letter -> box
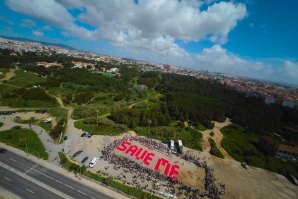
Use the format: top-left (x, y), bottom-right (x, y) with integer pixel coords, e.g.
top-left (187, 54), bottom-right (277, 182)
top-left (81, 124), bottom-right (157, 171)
top-left (125, 145), bottom-right (138, 156)
top-left (135, 149), bottom-right (147, 160)
top-left (154, 158), bottom-right (171, 176)
top-left (169, 164), bottom-right (180, 179)
top-left (117, 141), bottom-right (131, 151)
top-left (143, 152), bottom-right (155, 166)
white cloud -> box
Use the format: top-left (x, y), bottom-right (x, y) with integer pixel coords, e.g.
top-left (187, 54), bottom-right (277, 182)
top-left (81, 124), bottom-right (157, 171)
top-left (195, 45), bottom-right (298, 85)
top-left (20, 19), bottom-right (36, 28)
top-left (79, 0), bottom-right (247, 44)
top-left (281, 61), bottom-right (298, 81)
top-left (76, 0), bottom-right (246, 60)
top-left (6, 0), bottom-right (93, 39)
top-left (32, 30), bottom-right (43, 37)
top-left (6, 0), bottom-right (246, 60)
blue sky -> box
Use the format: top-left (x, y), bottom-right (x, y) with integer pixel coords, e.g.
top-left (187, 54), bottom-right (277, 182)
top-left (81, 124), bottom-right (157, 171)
top-left (0, 0), bottom-right (297, 86)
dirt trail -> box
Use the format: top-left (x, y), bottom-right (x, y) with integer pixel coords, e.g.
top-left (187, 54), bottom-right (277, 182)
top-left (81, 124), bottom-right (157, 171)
top-left (54, 95), bottom-right (64, 108)
top-left (199, 118), bottom-right (232, 159)
top-left (128, 99), bottom-right (149, 109)
top-left (211, 118), bottom-right (232, 159)
top-left (0, 69), bottom-right (16, 82)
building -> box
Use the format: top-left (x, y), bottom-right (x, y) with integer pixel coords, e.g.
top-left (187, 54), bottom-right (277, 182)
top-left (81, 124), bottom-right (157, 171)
top-left (36, 61), bottom-right (62, 68)
top-left (72, 61), bottom-right (95, 68)
top-left (259, 136), bottom-right (298, 162)
top-left (275, 144), bottom-right (298, 161)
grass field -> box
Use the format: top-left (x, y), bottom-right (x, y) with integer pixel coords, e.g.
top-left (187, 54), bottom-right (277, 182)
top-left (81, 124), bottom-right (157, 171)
top-left (0, 68), bottom-right (9, 79)
top-left (208, 138), bottom-right (224, 158)
top-left (7, 69), bottom-right (45, 87)
top-left (0, 127), bottom-right (48, 159)
top-left (0, 84), bottom-right (16, 95)
top-left (135, 126), bottom-right (203, 151)
top-left (2, 97), bottom-right (57, 108)
top-left (221, 124), bottom-right (298, 178)
top-left (74, 119), bottom-right (125, 136)
top-left (49, 108), bottom-right (68, 122)
top-left (37, 121), bottom-right (52, 132)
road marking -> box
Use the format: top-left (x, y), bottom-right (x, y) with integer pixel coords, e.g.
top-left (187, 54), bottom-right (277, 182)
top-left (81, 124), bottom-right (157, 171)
top-left (55, 179), bottom-right (62, 184)
top-left (31, 168), bottom-right (54, 180)
top-left (9, 158), bottom-right (16, 162)
top-left (25, 163), bottom-right (39, 174)
top-left (3, 177), bottom-right (12, 181)
top-left (76, 190), bottom-right (87, 195)
top-left (25, 188), bottom-right (34, 194)
top-left (64, 183), bottom-right (74, 189)
top-left (0, 162), bottom-right (75, 199)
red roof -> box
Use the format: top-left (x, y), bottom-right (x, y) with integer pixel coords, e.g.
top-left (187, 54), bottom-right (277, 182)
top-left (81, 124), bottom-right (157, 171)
top-left (277, 144), bottom-right (298, 154)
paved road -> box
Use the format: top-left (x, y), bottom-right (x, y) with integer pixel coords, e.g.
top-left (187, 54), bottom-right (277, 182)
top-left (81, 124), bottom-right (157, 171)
top-left (0, 165), bottom-right (65, 199)
top-left (0, 151), bottom-right (113, 199)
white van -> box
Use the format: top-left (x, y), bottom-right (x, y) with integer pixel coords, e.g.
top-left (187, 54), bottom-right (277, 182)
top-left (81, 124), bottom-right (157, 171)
top-left (89, 157), bottom-right (98, 168)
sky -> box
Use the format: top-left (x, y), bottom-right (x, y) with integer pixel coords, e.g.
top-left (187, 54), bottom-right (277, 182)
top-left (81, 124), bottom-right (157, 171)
top-left (0, 0), bottom-right (297, 86)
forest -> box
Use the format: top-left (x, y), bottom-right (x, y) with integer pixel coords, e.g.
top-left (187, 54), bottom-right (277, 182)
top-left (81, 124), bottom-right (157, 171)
top-left (1, 48), bottom-right (298, 143)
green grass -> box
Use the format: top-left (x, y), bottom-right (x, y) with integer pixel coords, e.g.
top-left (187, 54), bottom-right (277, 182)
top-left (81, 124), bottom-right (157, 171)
top-left (135, 126), bottom-right (203, 151)
top-left (0, 68), bottom-right (9, 79)
top-left (2, 97), bottom-right (57, 108)
top-left (0, 122), bottom-right (3, 128)
top-left (58, 152), bottom-right (161, 199)
top-left (194, 122), bottom-right (207, 131)
top-left (49, 108), bottom-right (68, 122)
top-left (221, 124), bottom-right (298, 178)
top-left (7, 69), bottom-right (44, 87)
top-left (0, 84), bottom-right (16, 95)
top-left (0, 127), bottom-right (48, 160)
top-left (74, 119), bottom-right (125, 136)
top-left (208, 138), bottom-right (224, 158)
top-left (37, 121), bottom-right (52, 132)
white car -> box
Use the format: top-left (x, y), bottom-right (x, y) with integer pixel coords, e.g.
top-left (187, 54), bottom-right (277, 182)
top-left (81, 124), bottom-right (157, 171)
top-left (89, 157), bottom-right (98, 168)
top-left (290, 175), bottom-right (298, 185)
top-left (241, 162), bottom-right (249, 169)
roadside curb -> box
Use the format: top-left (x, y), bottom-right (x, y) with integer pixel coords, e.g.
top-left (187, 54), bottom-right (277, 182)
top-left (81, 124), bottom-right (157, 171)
top-left (0, 142), bottom-right (130, 199)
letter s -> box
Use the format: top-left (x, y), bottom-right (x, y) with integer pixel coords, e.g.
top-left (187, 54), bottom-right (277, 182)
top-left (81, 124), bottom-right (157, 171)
top-left (117, 141), bottom-right (131, 151)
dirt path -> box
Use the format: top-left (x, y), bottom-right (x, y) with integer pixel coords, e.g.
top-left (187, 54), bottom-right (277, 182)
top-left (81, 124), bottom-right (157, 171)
top-left (45, 91), bottom-right (64, 108)
top-left (0, 68), bottom-right (15, 82)
top-left (128, 99), bottom-right (149, 109)
top-left (54, 95), bottom-right (64, 108)
top-left (211, 118), bottom-right (232, 159)
top-left (198, 118), bottom-right (232, 159)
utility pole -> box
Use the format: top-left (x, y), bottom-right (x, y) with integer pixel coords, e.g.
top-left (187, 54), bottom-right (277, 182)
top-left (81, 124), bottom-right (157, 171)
top-left (148, 119), bottom-right (152, 138)
top-left (20, 138), bottom-right (28, 155)
top-left (96, 110), bottom-right (99, 126)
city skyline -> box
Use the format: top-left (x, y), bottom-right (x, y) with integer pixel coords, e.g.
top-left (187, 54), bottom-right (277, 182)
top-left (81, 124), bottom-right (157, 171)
top-left (0, 0), bottom-right (297, 86)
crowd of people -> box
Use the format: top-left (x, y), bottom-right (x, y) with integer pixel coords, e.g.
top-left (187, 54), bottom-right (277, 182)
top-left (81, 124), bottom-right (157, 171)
top-left (101, 136), bottom-right (225, 198)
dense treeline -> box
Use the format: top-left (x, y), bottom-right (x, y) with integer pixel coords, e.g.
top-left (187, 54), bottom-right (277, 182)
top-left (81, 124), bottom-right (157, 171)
top-left (2, 48), bottom-right (298, 141)
top-left (109, 105), bottom-right (171, 128)
top-left (156, 74), bottom-right (298, 141)
top-left (138, 71), bottom-right (160, 89)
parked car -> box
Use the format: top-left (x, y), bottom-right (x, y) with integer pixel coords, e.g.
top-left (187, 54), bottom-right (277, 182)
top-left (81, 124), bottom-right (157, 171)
top-left (241, 162), bottom-right (249, 169)
top-left (81, 132), bottom-right (86, 137)
top-left (0, 148), bottom-right (7, 153)
top-left (87, 132), bottom-right (93, 138)
top-left (81, 156), bottom-right (89, 163)
top-left (290, 175), bottom-right (298, 185)
top-left (89, 157), bottom-right (98, 168)
top-left (72, 150), bottom-right (83, 158)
